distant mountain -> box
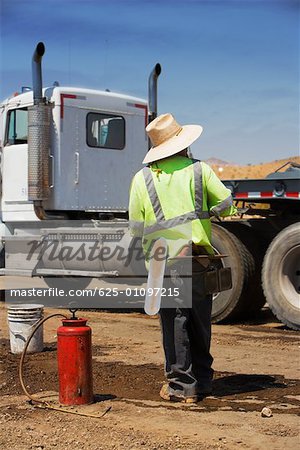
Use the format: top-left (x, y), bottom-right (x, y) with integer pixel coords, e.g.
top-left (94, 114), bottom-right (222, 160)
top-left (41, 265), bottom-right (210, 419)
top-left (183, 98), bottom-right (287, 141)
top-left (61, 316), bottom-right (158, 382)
top-left (204, 157), bottom-right (238, 167)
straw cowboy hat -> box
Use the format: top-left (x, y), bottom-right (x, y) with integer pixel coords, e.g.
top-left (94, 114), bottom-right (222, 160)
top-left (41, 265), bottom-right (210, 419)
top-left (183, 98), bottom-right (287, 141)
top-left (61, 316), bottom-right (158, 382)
top-left (143, 113), bottom-right (203, 164)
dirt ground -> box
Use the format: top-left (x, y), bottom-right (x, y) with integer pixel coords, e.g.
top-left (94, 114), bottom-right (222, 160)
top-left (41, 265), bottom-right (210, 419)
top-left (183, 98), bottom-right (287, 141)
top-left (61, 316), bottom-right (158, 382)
top-left (0, 302), bottom-right (299, 450)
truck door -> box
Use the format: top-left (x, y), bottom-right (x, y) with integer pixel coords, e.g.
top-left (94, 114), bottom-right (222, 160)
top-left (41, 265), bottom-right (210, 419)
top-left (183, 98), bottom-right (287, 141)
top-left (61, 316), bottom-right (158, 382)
top-left (78, 110), bottom-right (138, 212)
top-left (1, 107), bottom-right (33, 217)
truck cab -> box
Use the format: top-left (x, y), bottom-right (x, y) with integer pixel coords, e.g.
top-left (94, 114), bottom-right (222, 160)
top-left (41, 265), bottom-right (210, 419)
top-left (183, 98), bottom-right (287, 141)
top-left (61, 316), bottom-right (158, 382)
top-left (1, 87), bottom-right (148, 222)
top-left (0, 43), bottom-right (161, 286)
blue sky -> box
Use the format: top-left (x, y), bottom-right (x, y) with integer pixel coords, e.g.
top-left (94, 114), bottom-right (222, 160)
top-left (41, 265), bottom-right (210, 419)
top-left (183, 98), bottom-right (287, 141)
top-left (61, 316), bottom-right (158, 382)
top-left (0, 0), bottom-right (299, 164)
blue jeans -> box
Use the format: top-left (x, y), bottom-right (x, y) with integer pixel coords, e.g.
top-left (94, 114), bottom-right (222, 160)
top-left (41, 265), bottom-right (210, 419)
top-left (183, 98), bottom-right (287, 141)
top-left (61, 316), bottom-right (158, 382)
top-left (159, 267), bottom-right (213, 397)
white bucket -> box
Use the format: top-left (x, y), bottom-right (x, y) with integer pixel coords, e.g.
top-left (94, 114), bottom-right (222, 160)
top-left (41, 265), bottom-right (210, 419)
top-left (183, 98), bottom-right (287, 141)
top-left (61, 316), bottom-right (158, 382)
top-left (7, 304), bottom-right (44, 354)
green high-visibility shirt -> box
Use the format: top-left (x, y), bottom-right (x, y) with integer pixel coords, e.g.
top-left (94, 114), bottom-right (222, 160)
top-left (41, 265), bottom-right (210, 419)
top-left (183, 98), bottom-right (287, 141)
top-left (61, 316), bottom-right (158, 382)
top-left (129, 155), bottom-right (236, 265)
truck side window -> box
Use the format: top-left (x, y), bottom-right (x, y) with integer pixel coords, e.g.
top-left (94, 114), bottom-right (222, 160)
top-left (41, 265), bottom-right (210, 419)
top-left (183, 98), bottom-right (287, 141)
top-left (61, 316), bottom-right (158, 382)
top-left (5, 108), bottom-right (28, 145)
top-left (87, 113), bottom-right (125, 150)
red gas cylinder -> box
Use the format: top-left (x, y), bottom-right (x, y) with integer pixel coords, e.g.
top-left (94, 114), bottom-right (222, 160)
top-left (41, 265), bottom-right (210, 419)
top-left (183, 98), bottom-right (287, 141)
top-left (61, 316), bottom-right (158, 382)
top-left (57, 318), bottom-right (93, 405)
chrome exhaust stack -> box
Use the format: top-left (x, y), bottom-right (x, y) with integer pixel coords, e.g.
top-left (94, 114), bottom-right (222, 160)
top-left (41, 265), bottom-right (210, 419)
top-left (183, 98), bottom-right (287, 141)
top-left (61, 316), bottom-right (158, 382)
top-left (148, 63), bottom-right (161, 124)
top-left (28, 42), bottom-right (51, 203)
top-left (32, 42), bottom-right (45, 104)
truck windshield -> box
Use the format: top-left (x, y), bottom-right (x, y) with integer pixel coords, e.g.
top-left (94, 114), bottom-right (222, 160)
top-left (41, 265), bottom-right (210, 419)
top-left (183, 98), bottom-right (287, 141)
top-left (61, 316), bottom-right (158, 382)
top-left (6, 108), bottom-right (28, 145)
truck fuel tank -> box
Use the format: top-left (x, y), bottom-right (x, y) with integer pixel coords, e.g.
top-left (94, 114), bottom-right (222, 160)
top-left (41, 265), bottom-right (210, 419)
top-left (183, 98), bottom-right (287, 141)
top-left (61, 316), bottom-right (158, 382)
top-left (36, 222), bottom-right (146, 277)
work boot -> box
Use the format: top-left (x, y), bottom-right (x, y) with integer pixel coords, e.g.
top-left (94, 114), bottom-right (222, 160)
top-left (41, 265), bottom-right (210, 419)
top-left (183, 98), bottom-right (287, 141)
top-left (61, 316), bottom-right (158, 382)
top-left (197, 385), bottom-right (213, 400)
top-left (159, 383), bottom-right (198, 404)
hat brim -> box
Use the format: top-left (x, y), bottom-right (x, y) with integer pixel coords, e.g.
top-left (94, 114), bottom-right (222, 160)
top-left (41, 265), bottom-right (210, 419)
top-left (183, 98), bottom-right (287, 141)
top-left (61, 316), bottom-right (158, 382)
top-left (142, 124), bottom-right (203, 164)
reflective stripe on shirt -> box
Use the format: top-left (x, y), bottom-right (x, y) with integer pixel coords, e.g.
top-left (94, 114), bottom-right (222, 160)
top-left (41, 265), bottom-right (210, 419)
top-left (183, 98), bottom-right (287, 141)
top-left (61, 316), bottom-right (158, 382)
top-left (142, 166), bottom-right (165, 221)
top-left (210, 194), bottom-right (233, 217)
top-left (142, 160), bottom-right (208, 235)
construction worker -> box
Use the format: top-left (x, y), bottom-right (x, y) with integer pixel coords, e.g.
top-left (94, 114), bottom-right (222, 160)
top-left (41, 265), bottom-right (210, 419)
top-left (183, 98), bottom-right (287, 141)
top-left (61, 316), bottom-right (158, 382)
top-left (129, 113), bottom-right (236, 403)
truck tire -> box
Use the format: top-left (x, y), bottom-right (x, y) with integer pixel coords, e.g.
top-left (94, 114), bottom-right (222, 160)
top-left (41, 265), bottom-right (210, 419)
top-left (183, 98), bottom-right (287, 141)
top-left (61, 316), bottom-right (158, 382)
top-left (211, 223), bottom-right (255, 323)
top-left (262, 223), bottom-right (300, 330)
top-left (220, 221), bottom-right (266, 316)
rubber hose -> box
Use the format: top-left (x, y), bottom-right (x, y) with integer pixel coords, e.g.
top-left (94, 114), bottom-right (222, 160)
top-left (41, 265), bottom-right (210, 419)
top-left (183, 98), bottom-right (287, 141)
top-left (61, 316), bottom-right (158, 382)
top-left (19, 313), bottom-right (67, 404)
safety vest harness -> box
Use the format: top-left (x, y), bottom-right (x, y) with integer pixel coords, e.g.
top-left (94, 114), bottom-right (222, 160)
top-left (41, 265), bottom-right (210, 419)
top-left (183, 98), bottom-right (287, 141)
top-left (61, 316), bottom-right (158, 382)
top-left (142, 160), bottom-right (210, 235)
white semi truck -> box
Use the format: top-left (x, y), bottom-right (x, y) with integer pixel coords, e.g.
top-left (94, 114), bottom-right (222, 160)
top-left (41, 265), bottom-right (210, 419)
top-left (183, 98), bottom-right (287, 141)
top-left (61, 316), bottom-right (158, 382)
top-left (0, 43), bottom-right (299, 329)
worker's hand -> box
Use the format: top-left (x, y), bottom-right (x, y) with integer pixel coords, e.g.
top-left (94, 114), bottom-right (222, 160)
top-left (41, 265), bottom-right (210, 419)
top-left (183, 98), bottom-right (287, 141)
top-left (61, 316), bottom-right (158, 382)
top-left (177, 244), bottom-right (192, 257)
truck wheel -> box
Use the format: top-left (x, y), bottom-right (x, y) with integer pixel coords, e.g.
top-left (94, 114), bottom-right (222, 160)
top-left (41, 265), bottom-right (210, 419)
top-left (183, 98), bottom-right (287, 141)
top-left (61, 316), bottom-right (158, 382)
top-left (211, 223), bottom-right (255, 323)
top-left (219, 222), bottom-right (266, 316)
top-left (262, 223), bottom-right (300, 330)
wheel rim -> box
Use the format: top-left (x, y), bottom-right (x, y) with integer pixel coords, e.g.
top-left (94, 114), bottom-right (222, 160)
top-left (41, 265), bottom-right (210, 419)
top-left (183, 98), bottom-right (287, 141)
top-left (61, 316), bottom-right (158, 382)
top-left (279, 244), bottom-right (300, 309)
